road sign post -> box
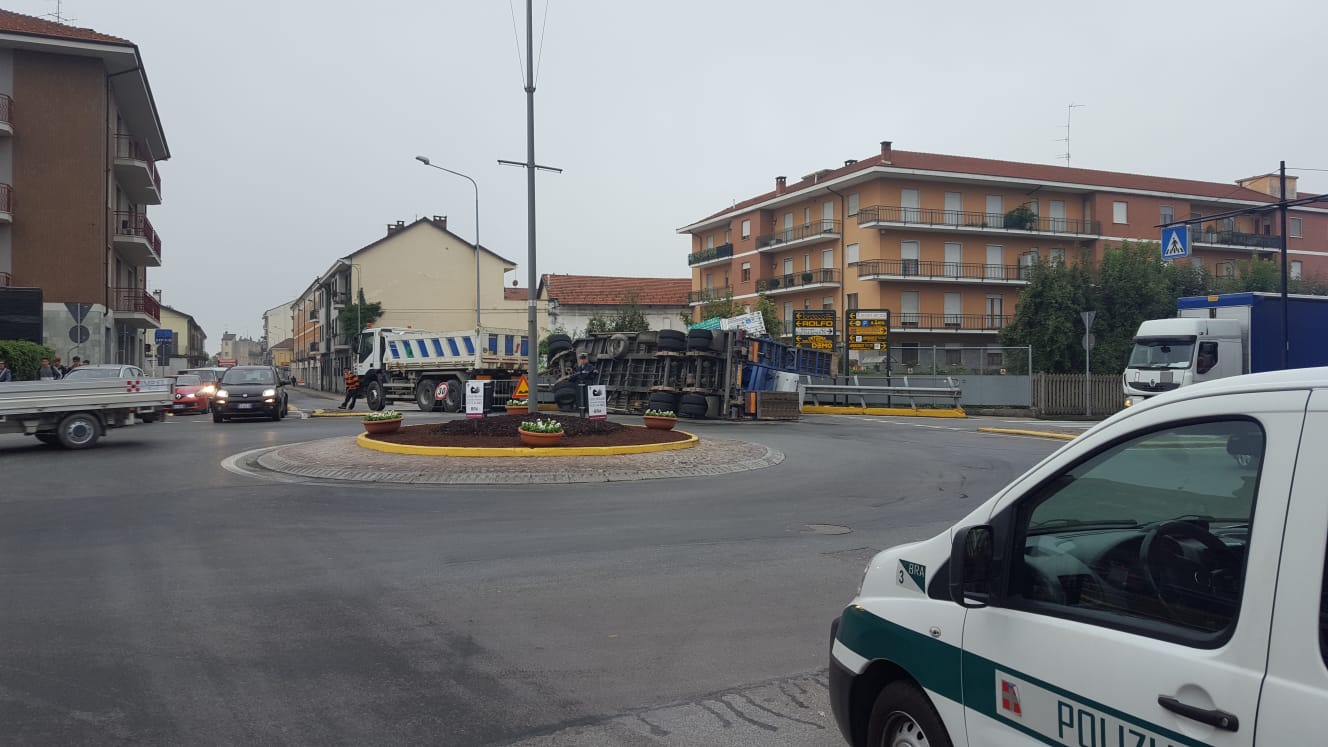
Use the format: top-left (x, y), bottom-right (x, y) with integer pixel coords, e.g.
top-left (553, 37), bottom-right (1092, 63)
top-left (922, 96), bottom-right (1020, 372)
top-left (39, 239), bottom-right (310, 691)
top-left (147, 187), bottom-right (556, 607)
top-left (1161, 225), bottom-right (1190, 260)
top-left (1081, 311), bottom-right (1096, 417)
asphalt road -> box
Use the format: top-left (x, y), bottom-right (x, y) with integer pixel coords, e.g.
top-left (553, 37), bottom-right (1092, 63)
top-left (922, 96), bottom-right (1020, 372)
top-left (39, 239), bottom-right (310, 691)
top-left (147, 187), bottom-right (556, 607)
top-left (0, 391), bottom-right (1060, 746)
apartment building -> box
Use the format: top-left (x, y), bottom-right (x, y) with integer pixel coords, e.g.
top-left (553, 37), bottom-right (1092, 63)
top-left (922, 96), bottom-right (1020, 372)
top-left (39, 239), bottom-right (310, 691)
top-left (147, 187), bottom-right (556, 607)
top-left (157, 303), bottom-right (207, 369)
top-left (289, 216), bottom-right (542, 391)
top-left (680, 141), bottom-right (1326, 368)
top-left (0, 11), bottom-right (169, 365)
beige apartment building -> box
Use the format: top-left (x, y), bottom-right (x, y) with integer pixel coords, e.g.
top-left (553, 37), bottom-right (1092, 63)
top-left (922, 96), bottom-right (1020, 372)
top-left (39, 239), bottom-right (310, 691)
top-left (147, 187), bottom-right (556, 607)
top-left (680, 141), bottom-right (1326, 368)
top-left (0, 11), bottom-right (169, 366)
top-left (156, 303), bottom-right (206, 369)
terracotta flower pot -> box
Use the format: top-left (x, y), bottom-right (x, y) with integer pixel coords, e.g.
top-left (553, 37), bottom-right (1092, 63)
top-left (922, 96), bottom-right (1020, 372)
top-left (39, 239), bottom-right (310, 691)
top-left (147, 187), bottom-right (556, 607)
top-left (642, 416), bottom-right (677, 431)
top-left (363, 418), bottom-right (403, 435)
top-left (518, 429), bottom-right (563, 447)
top-left (506, 406), bottom-right (529, 416)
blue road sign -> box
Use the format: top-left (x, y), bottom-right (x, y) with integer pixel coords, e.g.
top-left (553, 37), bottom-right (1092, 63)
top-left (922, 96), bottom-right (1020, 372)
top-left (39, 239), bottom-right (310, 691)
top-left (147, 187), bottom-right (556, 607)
top-left (1161, 225), bottom-right (1190, 259)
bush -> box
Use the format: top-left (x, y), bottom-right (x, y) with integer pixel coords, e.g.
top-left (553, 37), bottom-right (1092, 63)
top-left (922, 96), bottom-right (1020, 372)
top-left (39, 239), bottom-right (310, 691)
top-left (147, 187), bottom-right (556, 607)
top-left (0, 340), bottom-right (56, 381)
top-left (519, 418), bottom-right (563, 434)
top-left (363, 410), bottom-right (402, 421)
top-left (644, 409), bottom-right (676, 418)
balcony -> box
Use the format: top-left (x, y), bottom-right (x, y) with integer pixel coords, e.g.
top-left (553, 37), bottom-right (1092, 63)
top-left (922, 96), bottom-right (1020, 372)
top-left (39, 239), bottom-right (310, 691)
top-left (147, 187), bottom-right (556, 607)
top-left (110, 287), bottom-right (160, 328)
top-left (857, 205), bottom-right (1100, 238)
top-left (0, 94), bottom-right (11, 136)
top-left (112, 211), bottom-right (162, 267)
top-left (756, 220), bottom-right (841, 252)
top-left (856, 258), bottom-right (1030, 285)
top-left (689, 285), bottom-right (734, 305)
top-left (0, 271), bottom-right (10, 286)
top-left (1191, 226), bottom-right (1281, 252)
top-left (0, 183), bottom-right (11, 223)
top-left (688, 243), bottom-right (734, 266)
top-left (892, 312), bottom-right (1010, 334)
top-left (755, 268), bottom-right (841, 294)
top-left (113, 135), bottom-right (162, 206)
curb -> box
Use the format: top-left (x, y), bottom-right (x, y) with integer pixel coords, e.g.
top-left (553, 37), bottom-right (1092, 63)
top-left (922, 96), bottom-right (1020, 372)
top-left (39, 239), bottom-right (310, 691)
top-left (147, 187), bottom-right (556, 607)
top-left (976, 427), bottom-right (1077, 441)
top-left (309, 409), bottom-right (368, 418)
top-left (802, 406), bottom-right (967, 419)
top-left (355, 430), bottom-right (699, 458)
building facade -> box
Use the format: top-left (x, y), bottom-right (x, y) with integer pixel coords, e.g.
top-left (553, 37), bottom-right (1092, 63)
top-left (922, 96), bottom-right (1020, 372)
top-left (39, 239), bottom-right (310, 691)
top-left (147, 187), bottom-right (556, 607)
top-left (218, 332), bottom-right (262, 366)
top-left (156, 303), bottom-right (207, 370)
top-left (0, 11), bottom-right (169, 366)
top-left (680, 142), bottom-right (1327, 369)
top-left (537, 274), bottom-right (690, 336)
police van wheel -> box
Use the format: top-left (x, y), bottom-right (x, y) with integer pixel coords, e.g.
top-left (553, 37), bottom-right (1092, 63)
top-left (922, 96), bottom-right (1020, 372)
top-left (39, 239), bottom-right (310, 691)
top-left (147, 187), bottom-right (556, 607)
top-left (867, 681), bottom-right (952, 747)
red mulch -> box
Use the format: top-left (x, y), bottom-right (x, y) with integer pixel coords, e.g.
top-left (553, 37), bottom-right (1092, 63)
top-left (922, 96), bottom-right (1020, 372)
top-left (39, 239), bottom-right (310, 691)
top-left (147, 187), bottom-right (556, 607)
top-left (367, 414), bottom-right (690, 448)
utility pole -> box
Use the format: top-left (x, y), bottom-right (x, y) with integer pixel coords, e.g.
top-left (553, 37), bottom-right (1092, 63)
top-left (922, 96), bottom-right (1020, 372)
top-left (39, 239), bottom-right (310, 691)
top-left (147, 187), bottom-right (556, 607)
top-left (1081, 310), bottom-right (1095, 418)
top-left (1279, 160), bottom-right (1290, 369)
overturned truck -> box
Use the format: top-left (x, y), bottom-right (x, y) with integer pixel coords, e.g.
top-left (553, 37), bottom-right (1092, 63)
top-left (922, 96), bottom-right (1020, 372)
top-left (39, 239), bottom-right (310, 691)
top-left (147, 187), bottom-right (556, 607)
top-left (545, 327), bottom-right (834, 419)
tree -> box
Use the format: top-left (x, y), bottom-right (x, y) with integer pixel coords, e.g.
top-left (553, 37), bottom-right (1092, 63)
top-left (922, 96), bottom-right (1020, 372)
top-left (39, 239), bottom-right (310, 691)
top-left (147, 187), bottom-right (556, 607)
top-left (688, 291), bottom-right (782, 337)
top-left (999, 254), bottom-right (1093, 373)
top-left (754, 293), bottom-right (782, 338)
top-left (0, 340), bottom-right (56, 380)
top-left (585, 294), bottom-right (652, 334)
top-left (338, 288), bottom-right (383, 339)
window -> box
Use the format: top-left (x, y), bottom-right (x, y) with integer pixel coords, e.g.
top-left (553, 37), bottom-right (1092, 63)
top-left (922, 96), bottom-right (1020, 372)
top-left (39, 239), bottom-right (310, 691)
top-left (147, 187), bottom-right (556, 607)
top-left (847, 193), bottom-right (860, 216)
top-left (986, 351), bottom-right (1004, 368)
top-left (1290, 217), bottom-right (1303, 238)
top-left (783, 258), bottom-right (794, 276)
top-left (803, 299), bottom-right (811, 309)
top-left (782, 301), bottom-right (793, 330)
top-left (1196, 341), bottom-right (1219, 375)
top-left (741, 262), bottom-right (751, 282)
top-left (706, 235), bottom-right (714, 249)
top-left (1048, 247), bottom-right (1066, 265)
top-left (1217, 261), bottom-right (1235, 278)
top-left (847, 293), bottom-right (859, 310)
top-left (741, 219), bottom-right (751, 240)
top-left (803, 207), bottom-right (811, 226)
top-left (1190, 255), bottom-right (1203, 270)
top-left (823, 248), bottom-right (835, 268)
top-left (1027, 199), bottom-right (1039, 217)
top-left (1010, 420), bottom-right (1264, 642)
top-left (705, 272), bottom-right (714, 289)
top-left (822, 296), bottom-right (834, 310)
top-left (944, 346), bottom-right (963, 366)
top-left (1291, 260), bottom-right (1303, 280)
top-left (1160, 206), bottom-right (1174, 225)
top-left (986, 195), bottom-right (1003, 224)
top-left (986, 245), bottom-right (1004, 280)
top-left (944, 192), bottom-right (962, 224)
top-left (724, 227), bottom-right (731, 243)
top-left (900, 291), bottom-right (918, 324)
top-left (804, 253), bottom-right (811, 272)
top-left (845, 244), bottom-right (858, 265)
top-left (901, 189), bottom-right (920, 222)
top-left (944, 293), bottom-right (962, 326)
top-left (900, 342), bottom-right (920, 366)
top-left (901, 240), bottom-right (920, 274)
top-left (944, 242), bottom-right (962, 277)
top-left (1113, 201), bottom-right (1128, 224)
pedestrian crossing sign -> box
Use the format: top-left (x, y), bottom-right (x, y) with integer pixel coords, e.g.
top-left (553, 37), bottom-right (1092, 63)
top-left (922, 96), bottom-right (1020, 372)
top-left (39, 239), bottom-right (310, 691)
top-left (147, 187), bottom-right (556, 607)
top-left (512, 375), bottom-right (530, 399)
top-left (1161, 226), bottom-right (1190, 259)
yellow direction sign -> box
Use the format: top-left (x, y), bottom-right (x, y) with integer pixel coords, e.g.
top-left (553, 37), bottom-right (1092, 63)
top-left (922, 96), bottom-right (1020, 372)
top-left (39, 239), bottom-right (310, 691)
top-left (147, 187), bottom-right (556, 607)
top-left (512, 374), bottom-right (530, 399)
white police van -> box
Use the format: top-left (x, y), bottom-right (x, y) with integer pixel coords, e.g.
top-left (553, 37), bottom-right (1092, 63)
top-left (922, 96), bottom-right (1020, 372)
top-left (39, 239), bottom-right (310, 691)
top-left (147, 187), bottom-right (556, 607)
top-left (830, 367), bottom-right (1328, 746)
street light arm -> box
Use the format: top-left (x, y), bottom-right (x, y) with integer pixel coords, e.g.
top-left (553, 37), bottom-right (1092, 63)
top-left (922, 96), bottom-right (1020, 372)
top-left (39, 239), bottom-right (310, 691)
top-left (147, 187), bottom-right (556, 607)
top-left (414, 155), bottom-right (483, 329)
top-left (416, 158), bottom-right (478, 193)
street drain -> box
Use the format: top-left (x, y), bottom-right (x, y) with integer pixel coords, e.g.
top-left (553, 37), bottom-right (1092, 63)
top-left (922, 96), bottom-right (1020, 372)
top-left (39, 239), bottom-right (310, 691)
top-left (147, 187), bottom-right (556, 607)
top-left (803, 523), bottom-right (852, 535)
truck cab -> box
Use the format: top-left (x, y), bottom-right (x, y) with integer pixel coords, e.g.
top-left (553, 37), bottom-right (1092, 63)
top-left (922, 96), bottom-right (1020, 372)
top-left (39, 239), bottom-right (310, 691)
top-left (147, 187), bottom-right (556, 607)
top-left (1123, 318), bottom-right (1243, 406)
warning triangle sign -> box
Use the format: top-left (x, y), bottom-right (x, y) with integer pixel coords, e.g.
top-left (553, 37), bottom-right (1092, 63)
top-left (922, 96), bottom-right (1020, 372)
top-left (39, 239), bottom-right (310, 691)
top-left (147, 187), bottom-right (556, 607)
top-left (512, 375), bottom-right (530, 399)
top-left (1164, 233), bottom-right (1186, 258)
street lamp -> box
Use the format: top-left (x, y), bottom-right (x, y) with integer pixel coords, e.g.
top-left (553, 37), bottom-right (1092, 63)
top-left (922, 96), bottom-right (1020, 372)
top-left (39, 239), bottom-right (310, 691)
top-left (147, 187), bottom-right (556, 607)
top-left (415, 156), bottom-right (482, 330)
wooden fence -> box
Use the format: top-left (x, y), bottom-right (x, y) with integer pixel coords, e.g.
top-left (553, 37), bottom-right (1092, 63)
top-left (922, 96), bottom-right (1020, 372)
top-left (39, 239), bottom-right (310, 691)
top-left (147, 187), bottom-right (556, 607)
top-left (1032, 373), bottom-right (1124, 418)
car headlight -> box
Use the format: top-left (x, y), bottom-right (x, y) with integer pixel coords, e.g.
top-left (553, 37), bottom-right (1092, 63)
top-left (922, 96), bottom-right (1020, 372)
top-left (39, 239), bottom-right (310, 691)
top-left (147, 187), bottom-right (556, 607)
top-left (262, 388), bottom-right (277, 397)
top-left (215, 389), bottom-right (229, 399)
top-left (200, 385), bottom-right (215, 394)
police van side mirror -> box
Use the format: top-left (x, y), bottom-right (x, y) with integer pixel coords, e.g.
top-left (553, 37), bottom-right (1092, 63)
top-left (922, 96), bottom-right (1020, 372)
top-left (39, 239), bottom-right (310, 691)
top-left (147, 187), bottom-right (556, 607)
top-left (949, 525), bottom-right (994, 608)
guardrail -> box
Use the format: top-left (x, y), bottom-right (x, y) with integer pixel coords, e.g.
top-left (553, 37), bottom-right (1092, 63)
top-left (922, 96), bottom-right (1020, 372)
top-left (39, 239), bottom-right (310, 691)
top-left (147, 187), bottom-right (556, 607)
top-left (800, 375), bottom-right (962, 409)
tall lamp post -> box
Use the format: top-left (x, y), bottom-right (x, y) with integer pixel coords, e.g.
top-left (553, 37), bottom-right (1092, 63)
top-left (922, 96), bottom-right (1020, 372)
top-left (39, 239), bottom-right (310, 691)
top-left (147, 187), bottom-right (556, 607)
top-left (414, 156), bottom-right (482, 330)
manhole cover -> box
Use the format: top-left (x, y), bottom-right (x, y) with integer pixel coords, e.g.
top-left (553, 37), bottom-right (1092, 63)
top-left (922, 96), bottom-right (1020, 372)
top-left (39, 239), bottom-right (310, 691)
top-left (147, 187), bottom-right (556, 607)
top-left (803, 523), bottom-right (852, 535)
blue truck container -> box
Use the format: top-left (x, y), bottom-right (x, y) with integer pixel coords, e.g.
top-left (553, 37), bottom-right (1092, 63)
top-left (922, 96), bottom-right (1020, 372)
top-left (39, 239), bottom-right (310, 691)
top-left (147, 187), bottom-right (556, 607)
top-left (1175, 292), bottom-right (1328, 374)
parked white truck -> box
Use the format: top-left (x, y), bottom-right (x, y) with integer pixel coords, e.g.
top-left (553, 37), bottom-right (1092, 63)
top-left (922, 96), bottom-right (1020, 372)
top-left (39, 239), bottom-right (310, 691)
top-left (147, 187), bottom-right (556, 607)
top-left (0, 377), bottom-right (172, 449)
top-left (353, 326), bottom-right (529, 412)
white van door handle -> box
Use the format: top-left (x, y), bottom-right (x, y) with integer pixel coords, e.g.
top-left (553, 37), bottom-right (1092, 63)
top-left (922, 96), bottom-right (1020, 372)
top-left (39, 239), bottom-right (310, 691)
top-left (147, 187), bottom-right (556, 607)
top-left (1157, 695), bottom-right (1239, 732)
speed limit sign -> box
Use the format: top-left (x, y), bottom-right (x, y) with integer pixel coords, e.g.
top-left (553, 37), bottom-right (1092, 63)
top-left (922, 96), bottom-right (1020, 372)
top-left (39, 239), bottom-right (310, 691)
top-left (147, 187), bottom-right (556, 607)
top-left (434, 381), bottom-right (449, 401)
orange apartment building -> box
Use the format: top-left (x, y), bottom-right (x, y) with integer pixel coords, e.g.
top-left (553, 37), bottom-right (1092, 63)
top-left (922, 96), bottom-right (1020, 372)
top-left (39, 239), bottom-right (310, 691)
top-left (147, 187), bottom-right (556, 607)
top-left (679, 141), bottom-right (1326, 368)
top-left (0, 11), bottom-right (169, 366)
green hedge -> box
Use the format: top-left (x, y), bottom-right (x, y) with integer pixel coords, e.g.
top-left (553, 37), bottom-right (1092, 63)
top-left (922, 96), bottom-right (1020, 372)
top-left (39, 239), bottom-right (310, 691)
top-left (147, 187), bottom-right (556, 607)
top-left (0, 340), bottom-right (57, 381)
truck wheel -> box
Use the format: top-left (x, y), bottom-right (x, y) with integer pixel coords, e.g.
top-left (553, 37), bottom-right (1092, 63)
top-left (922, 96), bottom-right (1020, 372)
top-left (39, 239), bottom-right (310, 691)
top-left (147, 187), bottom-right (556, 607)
top-left (608, 333), bottom-right (630, 359)
top-left (57, 413), bottom-right (101, 450)
top-left (416, 378), bottom-right (441, 412)
top-left (440, 379), bottom-right (464, 413)
top-left (866, 681), bottom-right (953, 747)
top-left (365, 380), bottom-right (386, 411)
top-left (657, 330), bottom-right (686, 352)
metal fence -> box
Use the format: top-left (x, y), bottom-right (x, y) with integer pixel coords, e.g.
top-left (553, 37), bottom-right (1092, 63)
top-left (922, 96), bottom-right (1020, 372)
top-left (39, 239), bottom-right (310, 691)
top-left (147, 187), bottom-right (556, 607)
top-left (846, 345), bottom-right (1032, 377)
top-left (1032, 373), bottom-right (1124, 418)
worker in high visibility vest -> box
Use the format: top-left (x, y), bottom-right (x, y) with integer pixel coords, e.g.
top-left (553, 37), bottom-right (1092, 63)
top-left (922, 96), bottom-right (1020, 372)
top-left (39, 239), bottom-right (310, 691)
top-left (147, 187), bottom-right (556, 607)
top-left (339, 368), bottom-right (361, 410)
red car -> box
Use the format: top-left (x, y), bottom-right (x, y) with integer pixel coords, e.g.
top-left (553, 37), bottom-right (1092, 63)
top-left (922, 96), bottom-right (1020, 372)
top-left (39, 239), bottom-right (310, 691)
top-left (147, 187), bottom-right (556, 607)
top-left (170, 374), bottom-right (211, 414)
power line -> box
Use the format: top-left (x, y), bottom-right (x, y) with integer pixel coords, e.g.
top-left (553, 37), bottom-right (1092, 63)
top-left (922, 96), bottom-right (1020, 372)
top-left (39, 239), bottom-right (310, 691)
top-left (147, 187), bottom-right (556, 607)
top-left (535, 0), bottom-right (551, 86)
top-left (507, 0), bottom-right (526, 86)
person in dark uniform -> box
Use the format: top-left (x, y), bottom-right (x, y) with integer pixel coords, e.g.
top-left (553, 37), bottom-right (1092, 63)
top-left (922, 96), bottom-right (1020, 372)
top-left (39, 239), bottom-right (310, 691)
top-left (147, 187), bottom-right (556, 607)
top-left (572, 353), bottom-right (598, 414)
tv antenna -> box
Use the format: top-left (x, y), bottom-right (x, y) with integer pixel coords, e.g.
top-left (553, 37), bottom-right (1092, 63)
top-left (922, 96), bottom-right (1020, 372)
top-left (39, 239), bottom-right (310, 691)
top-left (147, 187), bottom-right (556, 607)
top-left (1057, 103), bottom-right (1085, 166)
top-left (43, 1), bottom-right (76, 24)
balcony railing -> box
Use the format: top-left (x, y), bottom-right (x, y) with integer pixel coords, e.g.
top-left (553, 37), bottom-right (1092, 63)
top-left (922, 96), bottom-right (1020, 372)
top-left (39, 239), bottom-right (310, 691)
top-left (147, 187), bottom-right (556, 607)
top-left (113, 135), bottom-right (162, 196)
top-left (756, 268), bottom-right (841, 292)
top-left (857, 205), bottom-right (1101, 236)
top-left (1191, 226), bottom-right (1281, 250)
top-left (856, 258), bottom-right (1031, 283)
top-left (689, 285), bottom-right (734, 304)
top-left (113, 211), bottom-right (163, 260)
top-left (0, 183), bottom-right (11, 216)
top-left (110, 287), bottom-right (160, 321)
top-left (688, 243), bottom-right (734, 266)
top-left (0, 271), bottom-right (10, 287)
top-left (0, 93), bottom-right (11, 133)
top-left (892, 312), bottom-right (1010, 331)
top-left (756, 219), bottom-right (841, 249)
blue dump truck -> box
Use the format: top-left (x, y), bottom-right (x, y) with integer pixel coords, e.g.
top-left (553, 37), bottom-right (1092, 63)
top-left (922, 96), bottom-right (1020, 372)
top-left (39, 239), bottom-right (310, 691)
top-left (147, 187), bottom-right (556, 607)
top-left (1123, 291), bottom-right (1328, 405)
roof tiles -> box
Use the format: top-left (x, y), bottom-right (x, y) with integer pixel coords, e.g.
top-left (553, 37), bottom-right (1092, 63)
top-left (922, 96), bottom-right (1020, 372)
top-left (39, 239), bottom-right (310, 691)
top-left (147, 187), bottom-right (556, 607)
top-left (0, 9), bottom-right (130, 45)
top-left (541, 274), bottom-right (691, 306)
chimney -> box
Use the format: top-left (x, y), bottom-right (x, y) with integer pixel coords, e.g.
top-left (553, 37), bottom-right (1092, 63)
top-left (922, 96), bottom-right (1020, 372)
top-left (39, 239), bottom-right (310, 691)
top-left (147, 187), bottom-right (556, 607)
top-left (880, 141), bottom-right (893, 163)
top-left (775, 175), bottom-right (787, 195)
top-left (844, 159), bottom-right (857, 166)
top-left (432, 215), bottom-right (447, 229)
top-left (386, 219), bottom-right (406, 236)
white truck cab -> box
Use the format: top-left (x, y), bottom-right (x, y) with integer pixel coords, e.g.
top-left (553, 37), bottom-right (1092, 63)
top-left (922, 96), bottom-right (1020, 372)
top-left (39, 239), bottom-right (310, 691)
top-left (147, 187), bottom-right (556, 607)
top-left (1122, 317), bottom-right (1244, 407)
top-left (830, 367), bottom-right (1328, 746)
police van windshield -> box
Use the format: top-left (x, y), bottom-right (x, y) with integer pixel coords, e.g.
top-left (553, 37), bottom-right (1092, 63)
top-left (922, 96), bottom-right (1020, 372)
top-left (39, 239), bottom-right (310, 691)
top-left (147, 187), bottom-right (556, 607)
top-left (1127, 337), bottom-right (1195, 370)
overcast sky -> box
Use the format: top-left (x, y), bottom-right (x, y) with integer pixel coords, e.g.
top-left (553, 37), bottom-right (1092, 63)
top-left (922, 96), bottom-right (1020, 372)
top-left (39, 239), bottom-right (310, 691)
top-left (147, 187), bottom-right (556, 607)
top-left (12, 0), bottom-right (1325, 345)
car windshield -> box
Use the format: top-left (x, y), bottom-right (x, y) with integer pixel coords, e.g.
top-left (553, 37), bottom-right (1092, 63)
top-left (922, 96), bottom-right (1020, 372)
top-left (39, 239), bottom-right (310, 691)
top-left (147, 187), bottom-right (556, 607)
top-left (62, 368), bottom-right (123, 380)
top-left (183, 370), bottom-right (219, 382)
top-left (221, 369), bottom-right (275, 386)
top-left (176, 375), bottom-right (201, 386)
top-left (1127, 337), bottom-right (1195, 369)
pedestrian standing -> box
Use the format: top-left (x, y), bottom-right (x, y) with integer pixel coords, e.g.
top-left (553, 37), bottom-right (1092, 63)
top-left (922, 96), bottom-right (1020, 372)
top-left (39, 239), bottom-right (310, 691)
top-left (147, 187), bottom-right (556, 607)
top-left (0, 358), bottom-right (11, 383)
top-left (37, 357), bottom-right (61, 380)
top-left (339, 367), bottom-right (361, 410)
top-left (70, 356), bottom-right (82, 370)
top-left (53, 357), bottom-right (67, 376)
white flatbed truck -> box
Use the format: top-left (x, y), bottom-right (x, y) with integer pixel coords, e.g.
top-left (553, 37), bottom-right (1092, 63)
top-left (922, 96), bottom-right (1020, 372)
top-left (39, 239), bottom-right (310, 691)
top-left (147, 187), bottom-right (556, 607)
top-left (0, 377), bottom-right (172, 449)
